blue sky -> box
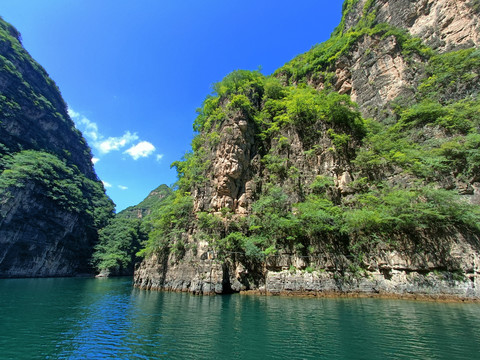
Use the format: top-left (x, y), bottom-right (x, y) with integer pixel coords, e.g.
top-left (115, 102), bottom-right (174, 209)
top-left (1, 0), bottom-right (343, 211)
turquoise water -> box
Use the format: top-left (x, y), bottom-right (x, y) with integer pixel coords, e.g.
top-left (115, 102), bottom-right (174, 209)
top-left (1, 277), bottom-right (479, 359)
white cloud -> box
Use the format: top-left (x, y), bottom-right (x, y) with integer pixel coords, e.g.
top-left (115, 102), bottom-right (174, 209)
top-left (69, 106), bottom-right (150, 157)
top-left (67, 108), bottom-right (80, 118)
top-left (97, 131), bottom-right (139, 154)
top-left (156, 154), bottom-right (164, 162)
top-left (118, 185), bottom-right (128, 190)
top-left (124, 141), bottom-right (156, 160)
top-left (69, 108), bottom-right (101, 142)
top-left (102, 180), bottom-right (112, 188)
top-left (92, 157), bottom-right (100, 164)
top-left (80, 119), bottom-right (100, 141)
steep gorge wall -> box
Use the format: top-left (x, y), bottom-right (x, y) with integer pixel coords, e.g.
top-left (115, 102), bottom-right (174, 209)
top-left (0, 18), bottom-right (113, 277)
top-left (134, 0), bottom-right (480, 299)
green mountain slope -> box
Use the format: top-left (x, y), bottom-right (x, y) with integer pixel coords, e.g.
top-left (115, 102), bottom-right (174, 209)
top-left (92, 184), bottom-right (172, 275)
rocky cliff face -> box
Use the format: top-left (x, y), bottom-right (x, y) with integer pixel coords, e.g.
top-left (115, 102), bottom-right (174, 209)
top-left (344, 0), bottom-right (480, 52)
top-left (0, 18), bottom-right (114, 277)
top-left (0, 185), bottom-right (93, 276)
top-left (134, 0), bottom-right (480, 299)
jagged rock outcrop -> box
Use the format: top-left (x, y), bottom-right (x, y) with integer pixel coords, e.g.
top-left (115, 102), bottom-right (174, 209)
top-left (0, 18), bottom-right (113, 277)
top-left (344, 0), bottom-right (480, 52)
top-left (136, 229), bottom-right (480, 299)
top-left (134, 0), bottom-right (480, 299)
top-left (192, 111), bottom-right (261, 215)
top-left (337, 34), bottom-right (424, 119)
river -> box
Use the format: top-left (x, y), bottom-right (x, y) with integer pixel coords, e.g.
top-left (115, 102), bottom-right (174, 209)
top-left (0, 277), bottom-right (479, 359)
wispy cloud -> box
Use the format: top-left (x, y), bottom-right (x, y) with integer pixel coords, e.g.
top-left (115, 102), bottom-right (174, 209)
top-left (80, 118), bottom-right (100, 142)
top-left (69, 109), bottom-right (100, 142)
top-left (156, 154), bottom-right (164, 162)
top-left (124, 141), bottom-right (156, 160)
top-left (67, 108), bottom-right (80, 118)
top-left (92, 157), bottom-right (100, 164)
top-left (97, 132), bottom-right (139, 154)
top-left (69, 107), bottom-right (142, 156)
top-left (118, 185), bottom-right (128, 190)
top-left (102, 180), bottom-right (112, 188)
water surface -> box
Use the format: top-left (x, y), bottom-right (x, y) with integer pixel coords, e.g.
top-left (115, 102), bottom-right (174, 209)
top-left (1, 277), bottom-right (479, 359)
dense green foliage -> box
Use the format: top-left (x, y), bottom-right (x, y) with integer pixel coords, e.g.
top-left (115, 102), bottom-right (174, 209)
top-left (119, 184), bottom-right (172, 220)
top-left (353, 46), bottom-right (480, 185)
top-left (195, 183), bottom-right (480, 265)
top-left (0, 150), bottom-right (113, 228)
top-left (92, 217), bottom-right (146, 274)
top-left (91, 184), bottom-right (175, 273)
top-left (137, 191), bottom-right (194, 259)
top-left (418, 48), bottom-right (480, 102)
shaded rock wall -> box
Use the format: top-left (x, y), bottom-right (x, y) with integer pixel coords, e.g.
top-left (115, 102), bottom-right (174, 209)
top-left (0, 185), bottom-right (94, 277)
top-left (0, 18), bottom-right (112, 277)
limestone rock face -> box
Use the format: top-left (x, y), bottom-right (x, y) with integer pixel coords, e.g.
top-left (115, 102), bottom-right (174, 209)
top-left (345, 0), bottom-right (480, 52)
top-left (337, 33), bottom-right (423, 119)
top-left (0, 18), bottom-right (113, 277)
top-left (193, 113), bottom-right (260, 215)
top-left (191, 110), bottom-right (353, 217)
top-left (264, 232), bottom-right (480, 298)
top-left (135, 253), bottom-right (228, 295)
top-left (134, 0), bottom-right (480, 299)
top-left (331, 0), bottom-right (480, 119)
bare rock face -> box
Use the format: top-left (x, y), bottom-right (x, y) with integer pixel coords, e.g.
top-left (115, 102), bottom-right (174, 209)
top-left (345, 0), bottom-right (480, 52)
top-left (330, 0), bottom-right (480, 119)
top-left (265, 232), bottom-right (480, 299)
top-left (135, 253), bottom-right (228, 294)
top-left (194, 113), bottom-right (260, 214)
top-left (336, 33), bottom-right (423, 119)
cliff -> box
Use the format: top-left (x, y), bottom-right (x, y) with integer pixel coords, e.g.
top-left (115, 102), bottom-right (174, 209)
top-left (132, 0), bottom-right (480, 299)
top-left (342, 0), bottom-right (480, 52)
top-left (0, 18), bottom-right (114, 277)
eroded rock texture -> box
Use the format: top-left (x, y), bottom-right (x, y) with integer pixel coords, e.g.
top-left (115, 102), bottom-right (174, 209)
top-left (345, 0), bottom-right (480, 52)
top-left (134, 0), bottom-right (480, 298)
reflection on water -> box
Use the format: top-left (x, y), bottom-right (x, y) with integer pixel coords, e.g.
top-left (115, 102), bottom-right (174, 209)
top-left (0, 277), bottom-right (479, 359)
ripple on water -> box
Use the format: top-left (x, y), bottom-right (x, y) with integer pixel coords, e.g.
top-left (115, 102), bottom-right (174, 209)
top-left (1, 278), bottom-right (480, 360)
